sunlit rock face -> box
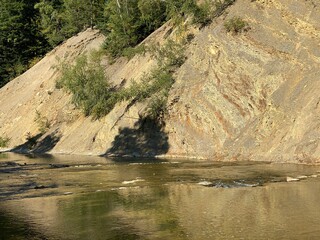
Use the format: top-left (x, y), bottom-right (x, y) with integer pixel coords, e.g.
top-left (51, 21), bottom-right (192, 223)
top-left (166, 0), bottom-right (320, 163)
top-left (0, 0), bottom-right (319, 163)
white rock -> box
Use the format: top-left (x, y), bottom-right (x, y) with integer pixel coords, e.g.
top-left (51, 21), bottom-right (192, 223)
top-left (297, 175), bottom-right (308, 179)
top-left (198, 181), bottom-right (212, 186)
top-left (286, 177), bottom-right (300, 182)
top-left (122, 179), bottom-right (145, 184)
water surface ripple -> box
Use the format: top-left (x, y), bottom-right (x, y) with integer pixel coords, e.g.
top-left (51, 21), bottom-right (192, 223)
top-left (0, 153), bottom-right (320, 240)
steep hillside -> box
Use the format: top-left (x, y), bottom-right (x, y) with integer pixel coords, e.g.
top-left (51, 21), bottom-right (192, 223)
top-left (0, 0), bottom-right (319, 164)
top-left (165, 0), bottom-right (320, 163)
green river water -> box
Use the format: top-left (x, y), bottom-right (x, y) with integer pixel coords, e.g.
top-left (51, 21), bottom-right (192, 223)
top-left (0, 153), bottom-right (320, 240)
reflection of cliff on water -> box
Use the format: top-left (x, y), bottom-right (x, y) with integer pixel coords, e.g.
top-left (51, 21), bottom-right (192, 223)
top-left (2, 178), bottom-right (320, 240)
top-left (0, 185), bottom-right (187, 240)
top-left (168, 181), bottom-right (320, 240)
top-left (1, 153), bottom-right (320, 239)
top-left (0, 154), bottom-right (187, 240)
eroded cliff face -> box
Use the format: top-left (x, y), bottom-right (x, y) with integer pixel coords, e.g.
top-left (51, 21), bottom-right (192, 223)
top-left (0, 0), bottom-right (319, 163)
top-left (165, 0), bottom-right (320, 163)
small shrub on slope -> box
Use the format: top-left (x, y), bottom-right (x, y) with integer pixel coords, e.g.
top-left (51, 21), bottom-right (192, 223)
top-left (0, 136), bottom-right (10, 148)
top-left (224, 16), bottom-right (248, 33)
top-left (57, 51), bottom-right (115, 119)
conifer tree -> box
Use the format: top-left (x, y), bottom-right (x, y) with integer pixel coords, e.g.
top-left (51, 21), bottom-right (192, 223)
top-left (0, 0), bottom-right (48, 87)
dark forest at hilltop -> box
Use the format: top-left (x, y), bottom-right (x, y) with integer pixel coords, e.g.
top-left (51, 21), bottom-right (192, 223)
top-left (0, 0), bottom-right (233, 87)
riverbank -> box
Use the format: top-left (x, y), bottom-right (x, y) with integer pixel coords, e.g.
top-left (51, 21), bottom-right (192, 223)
top-left (1, 148), bottom-right (319, 166)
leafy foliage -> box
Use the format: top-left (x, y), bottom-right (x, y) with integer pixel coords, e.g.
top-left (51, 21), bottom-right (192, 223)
top-left (102, 0), bottom-right (236, 59)
top-left (165, 0), bottom-right (206, 25)
top-left (138, 0), bottom-right (167, 33)
top-left (0, 0), bottom-right (236, 88)
top-left (57, 51), bottom-right (116, 119)
top-left (1, 0), bottom-right (236, 124)
top-left (224, 16), bottom-right (248, 33)
top-left (35, 0), bottom-right (105, 47)
top-left (57, 39), bottom-right (186, 121)
top-left (0, 136), bottom-right (10, 148)
top-left (151, 40), bottom-right (186, 70)
top-left (141, 40), bottom-right (185, 121)
top-left (102, 0), bottom-right (166, 59)
top-left (0, 0), bottom-right (48, 87)
top-left (34, 110), bottom-right (50, 134)
top-left (122, 45), bottom-right (147, 60)
top-left (34, 0), bottom-right (65, 46)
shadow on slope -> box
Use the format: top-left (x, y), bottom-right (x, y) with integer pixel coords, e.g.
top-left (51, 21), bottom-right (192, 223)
top-left (104, 117), bottom-right (169, 158)
top-left (11, 130), bottom-right (61, 154)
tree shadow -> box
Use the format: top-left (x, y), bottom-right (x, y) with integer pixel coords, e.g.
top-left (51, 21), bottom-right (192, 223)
top-left (32, 130), bottom-right (61, 154)
top-left (10, 133), bottom-right (43, 153)
top-left (11, 130), bottom-right (61, 154)
top-left (104, 117), bottom-right (169, 159)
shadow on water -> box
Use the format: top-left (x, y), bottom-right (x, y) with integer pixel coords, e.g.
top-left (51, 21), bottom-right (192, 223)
top-left (104, 117), bottom-right (169, 159)
top-left (0, 209), bottom-right (50, 240)
top-left (10, 130), bottom-right (61, 154)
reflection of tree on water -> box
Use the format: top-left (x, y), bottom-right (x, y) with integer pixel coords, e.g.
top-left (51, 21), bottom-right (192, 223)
top-left (0, 155), bottom-right (186, 239)
top-left (59, 191), bottom-right (141, 240)
top-left (2, 158), bottom-right (320, 239)
top-left (58, 162), bottom-right (187, 240)
top-left (0, 184), bottom-right (187, 240)
top-left (0, 209), bottom-right (49, 240)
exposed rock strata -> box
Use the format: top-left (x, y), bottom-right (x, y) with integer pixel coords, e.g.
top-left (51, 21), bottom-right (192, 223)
top-left (0, 0), bottom-right (319, 163)
top-left (166, 0), bottom-right (320, 163)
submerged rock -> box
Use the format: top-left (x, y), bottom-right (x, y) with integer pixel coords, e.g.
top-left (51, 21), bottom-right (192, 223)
top-left (34, 184), bottom-right (58, 189)
top-left (204, 179), bottom-right (264, 188)
top-left (122, 179), bottom-right (145, 185)
top-left (49, 164), bottom-right (70, 169)
top-left (1, 161), bottom-right (21, 167)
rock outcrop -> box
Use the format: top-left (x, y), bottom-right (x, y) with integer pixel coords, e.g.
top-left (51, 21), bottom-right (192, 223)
top-left (0, 0), bottom-right (319, 164)
top-left (166, 0), bottom-right (320, 163)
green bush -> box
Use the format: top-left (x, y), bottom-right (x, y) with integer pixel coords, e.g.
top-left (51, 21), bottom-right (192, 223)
top-left (58, 38), bottom-right (186, 121)
top-left (166, 0), bottom-right (235, 27)
top-left (103, 0), bottom-right (166, 59)
top-left (224, 16), bottom-right (248, 33)
top-left (34, 110), bottom-right (50, 134)
top-left (130, 40), bottom-right (185, 121)
top-left (57, 51), bottom-right (116, 119)
top-left (0, 136), bottom-right (10, 148)
top-left (145, 94), bottom-right (168, 121)
top-left (151, 40), bottom-right (186, 70)
top-left (122, 44), bottom-right (147, 60)
top-left (102, 0), bottom-right (235, 60)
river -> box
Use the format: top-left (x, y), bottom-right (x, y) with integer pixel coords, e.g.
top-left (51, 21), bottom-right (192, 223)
top-left (0, 153), bottom-right (320, 240)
